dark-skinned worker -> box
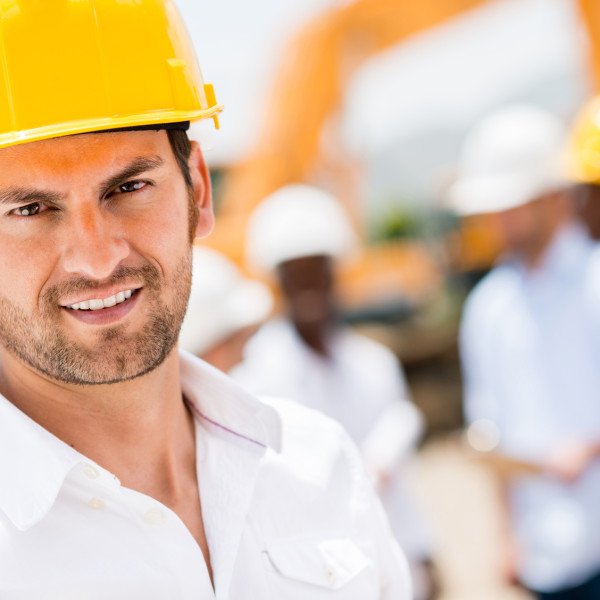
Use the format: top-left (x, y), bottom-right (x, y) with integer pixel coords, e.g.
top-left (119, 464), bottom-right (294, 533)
top-left (234, 184), bottom-right (437, 600)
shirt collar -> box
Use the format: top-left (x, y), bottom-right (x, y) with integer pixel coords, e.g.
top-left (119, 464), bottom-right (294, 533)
top-left (0, 394), bottom-right (83, 531)
top-left (0, 351), bottom-right (281, 531)
top-left (534, 223), bottom-right (593, 276)
top-left (179, 350), bottom-right (282, 452)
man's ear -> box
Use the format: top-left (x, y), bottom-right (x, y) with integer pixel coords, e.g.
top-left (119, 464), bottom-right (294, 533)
top-left (188, 141), bottom-right (214, 240)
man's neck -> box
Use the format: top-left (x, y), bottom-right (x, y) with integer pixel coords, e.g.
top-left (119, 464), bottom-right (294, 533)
top-left (293, 320), bottom-right (333, 358)
top-left (521, 218), bottom-right (570, 271)
top-left (0, 349), bottom-right (194, 499)
top-left (0, 348), bottom-right (213, 578)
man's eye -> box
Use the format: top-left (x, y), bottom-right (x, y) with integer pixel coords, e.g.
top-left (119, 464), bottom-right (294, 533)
top-left (12, 202), bottom-right (43, 217)
top-left (118, 181), bottom-right (146, 194)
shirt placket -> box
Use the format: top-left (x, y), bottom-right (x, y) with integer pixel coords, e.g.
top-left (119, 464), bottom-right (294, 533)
top-left (119, 485), bottom-right (215, 600)
top-left (197, 420), bottom-right (266, 600)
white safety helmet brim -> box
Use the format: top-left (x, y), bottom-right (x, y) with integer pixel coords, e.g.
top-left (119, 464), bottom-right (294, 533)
top-left (448, 172), bottom-right (567, 216)
top-left (179, 247), bottom-right (273, 356)
top-left (448, 105), bottom-right (569, 216)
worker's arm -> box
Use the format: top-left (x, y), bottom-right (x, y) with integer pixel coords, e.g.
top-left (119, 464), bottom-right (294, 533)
top-left (545, 439), bottom-right (600, 482)
top-left (361, 400), bottom-right (424, 489)
top-left (359, 353), bottom-right (423, 490)
top-left (468, 435), bottom-right (600, 482)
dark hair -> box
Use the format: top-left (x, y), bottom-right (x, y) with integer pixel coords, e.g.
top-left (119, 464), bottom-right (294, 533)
top-left (167, 129), bottom-right (193, 190)
top-left (99, 123), bottom-right (193, 185)
top-left (166, 129), bottom-right (200, 240)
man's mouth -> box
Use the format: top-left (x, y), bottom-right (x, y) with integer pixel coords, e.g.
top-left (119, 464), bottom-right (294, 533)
top-left (63, 289), bottom-right (137, 311)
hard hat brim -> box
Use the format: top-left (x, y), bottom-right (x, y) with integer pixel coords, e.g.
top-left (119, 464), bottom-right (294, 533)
top-left (0, 105), bottom-right (223, 150)
top-left (448, 173), bottom-right (567, 216)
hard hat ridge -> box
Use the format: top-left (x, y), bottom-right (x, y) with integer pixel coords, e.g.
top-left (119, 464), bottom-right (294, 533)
top-left (0, 0), bottom-right (222, 149)
top-left (246, 184), bottom-right (357, 274)
top-left (448, 105), bottom-right (568, 215)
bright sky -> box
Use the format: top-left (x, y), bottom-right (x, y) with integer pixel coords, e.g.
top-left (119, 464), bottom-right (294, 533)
top-left (175, 0), bottom-right (338, 164)
top-left (342, 0), bottom-right (588, 156)
top-left (175, 0), bottom-right (589, 205)
top-left (341, 0), bottom-right (590, 212)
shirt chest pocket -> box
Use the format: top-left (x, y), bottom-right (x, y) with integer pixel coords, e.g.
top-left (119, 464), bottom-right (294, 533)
top-left (263, 537), bottom-right (379, 599)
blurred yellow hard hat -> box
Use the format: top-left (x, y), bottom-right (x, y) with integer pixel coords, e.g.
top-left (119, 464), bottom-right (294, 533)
top-left (0, 0), bottom-right (222, 149)
top-left (568, 96), bottom-right (600, 184)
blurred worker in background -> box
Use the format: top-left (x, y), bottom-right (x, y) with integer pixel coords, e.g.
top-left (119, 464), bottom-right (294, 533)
top-left (234, 184), bottom-right (439, 600)
top-left (572, 183), bottom-right (600, 240)
top-left (571, 97), bottom-right (600, 240)
top-left (0, 1), bottom-right (412, 597)
top-left (452, 105), bottom-right (600, 599)
top-left (179, 246), bottom-right (273, 371)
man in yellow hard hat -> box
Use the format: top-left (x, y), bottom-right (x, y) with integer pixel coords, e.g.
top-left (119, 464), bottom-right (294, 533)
top-left (0, 1), bottom-right (410, 598)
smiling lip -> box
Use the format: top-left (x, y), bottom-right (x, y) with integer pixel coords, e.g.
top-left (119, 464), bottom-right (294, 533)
top-left (61, 289), bottom-right (141, 326)
top-left (60, 286), bottom-right (141, 309)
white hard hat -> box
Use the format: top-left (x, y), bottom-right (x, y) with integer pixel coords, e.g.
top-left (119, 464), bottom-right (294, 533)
top-left (246, 184), bottom-right (357, 273)
top-left (179, 247), bottom-right (273, 356)
top-left (448, 105), bottom-right (568, 215)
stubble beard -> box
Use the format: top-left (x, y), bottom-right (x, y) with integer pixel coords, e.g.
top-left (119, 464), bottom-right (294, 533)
top-left (0, 255), bottom-right (193, 386)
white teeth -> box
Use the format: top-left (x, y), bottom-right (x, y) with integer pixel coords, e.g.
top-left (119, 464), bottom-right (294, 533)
top-left (89, 299), bottom-right (104, 311)
top-left (67, 289), bottom-right (134, 311)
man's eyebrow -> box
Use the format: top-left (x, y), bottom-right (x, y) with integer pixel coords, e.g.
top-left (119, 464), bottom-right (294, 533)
top-left (0, 156), bottom-right (166, 207)
top-left (99, 155), bottom-right (165, 197)
top-left (0, 188), bottom-right (64, 206)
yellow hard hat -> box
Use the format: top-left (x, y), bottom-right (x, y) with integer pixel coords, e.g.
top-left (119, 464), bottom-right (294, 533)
top-left (568, 96), bottom-right (600, 184)
top-left (0, 0), bottom-right (222, 149)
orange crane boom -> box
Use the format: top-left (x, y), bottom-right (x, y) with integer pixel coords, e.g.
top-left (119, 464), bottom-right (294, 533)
top-left (205, 0), bottom-right (600, 289)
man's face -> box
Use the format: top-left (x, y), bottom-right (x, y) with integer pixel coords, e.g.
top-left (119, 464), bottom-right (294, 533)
top-left (0, 130), bottom-right (212, 385)
top-left (495, 202), bottom-right (540, 255)
top-left (574, 183), bottom-right (600, 240)
top-left (277, 255), bottom-right (335, 329)
top-left (495, 193), bottom-right (561, 258)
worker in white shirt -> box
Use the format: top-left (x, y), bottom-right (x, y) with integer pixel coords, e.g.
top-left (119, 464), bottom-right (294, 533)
top-left (451, 105), bottom-right (600, 599)
top-left (233, 184), bottom-right (438, 600)
top-left (179, 246), bottom-right (273, 372)
top-left (0, 2), bottom-right (411, 598)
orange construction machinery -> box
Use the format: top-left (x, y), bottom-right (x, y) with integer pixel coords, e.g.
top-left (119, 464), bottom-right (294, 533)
top-left (204, 0), bottom-right (600, 305)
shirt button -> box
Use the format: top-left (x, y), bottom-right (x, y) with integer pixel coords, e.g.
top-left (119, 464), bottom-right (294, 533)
top-left (88, 497), bottom-right (105, 510)
top-left (83, 464), bottom-right (100, 480)
top-left (143, 508), bottom-right (165, 525)
top-left (325, 565), bottom-right (337, 584)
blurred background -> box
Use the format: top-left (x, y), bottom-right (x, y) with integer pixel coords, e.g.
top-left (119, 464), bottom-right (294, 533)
top-left (175, 1), bottom-right (600, 598)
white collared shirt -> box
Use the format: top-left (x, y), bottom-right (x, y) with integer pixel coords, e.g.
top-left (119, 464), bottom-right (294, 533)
top-left (461, 224), bottom-right (600, 592)
top-left (232, 322), bottom-right (433, 596)
top-left (0, 351), bottom-right (410, 599)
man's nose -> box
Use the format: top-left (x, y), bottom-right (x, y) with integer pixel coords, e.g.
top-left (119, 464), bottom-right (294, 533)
top-left (60, 207), bottom-right (130, 280)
